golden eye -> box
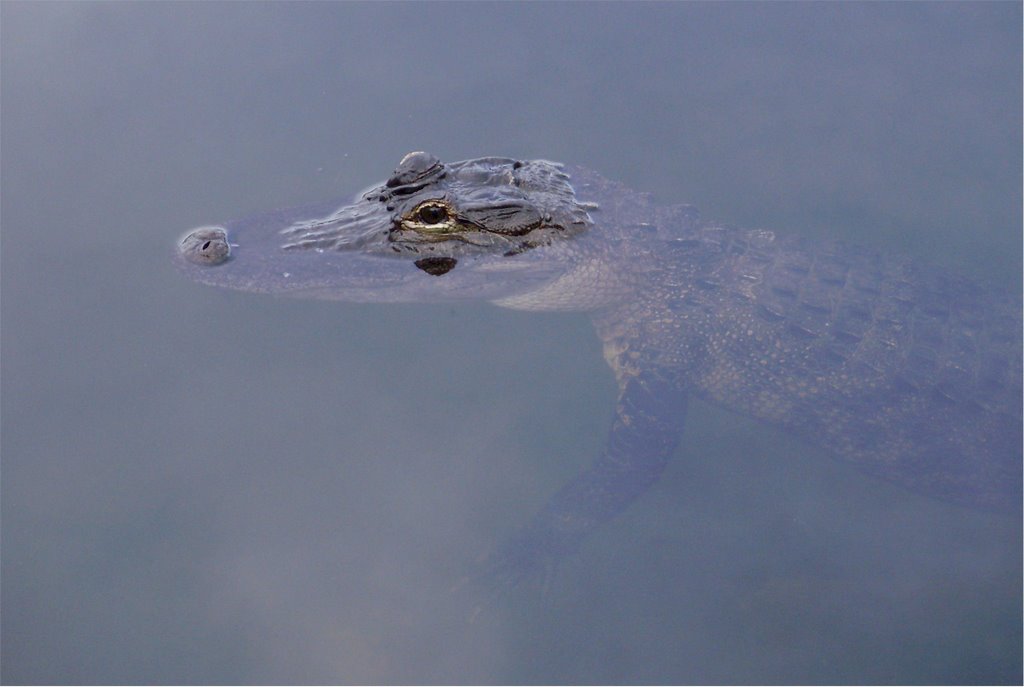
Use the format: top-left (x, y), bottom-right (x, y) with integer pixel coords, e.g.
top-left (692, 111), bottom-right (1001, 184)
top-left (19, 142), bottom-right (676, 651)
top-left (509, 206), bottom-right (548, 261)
top-left (416, 204), bottom-right (448, 225)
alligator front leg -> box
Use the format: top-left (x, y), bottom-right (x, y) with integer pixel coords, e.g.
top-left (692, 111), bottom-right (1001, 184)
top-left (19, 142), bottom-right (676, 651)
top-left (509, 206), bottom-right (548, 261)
top-left (480, 370), bottom-right (689, 589)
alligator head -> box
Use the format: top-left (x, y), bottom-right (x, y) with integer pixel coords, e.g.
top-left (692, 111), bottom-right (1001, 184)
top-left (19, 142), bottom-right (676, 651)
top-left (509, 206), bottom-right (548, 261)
top-left (175, 153), bottom-right (597, 303)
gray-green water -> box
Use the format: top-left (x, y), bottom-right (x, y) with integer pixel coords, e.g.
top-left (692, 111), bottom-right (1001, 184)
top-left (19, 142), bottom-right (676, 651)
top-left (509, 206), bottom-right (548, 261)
top-left (2, 3), bottom-right (1020, 683)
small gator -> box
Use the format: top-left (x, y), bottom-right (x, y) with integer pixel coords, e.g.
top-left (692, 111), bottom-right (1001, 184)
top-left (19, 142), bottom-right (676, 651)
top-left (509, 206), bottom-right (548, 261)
top-left (176, 152), bottom-right (1022, 582)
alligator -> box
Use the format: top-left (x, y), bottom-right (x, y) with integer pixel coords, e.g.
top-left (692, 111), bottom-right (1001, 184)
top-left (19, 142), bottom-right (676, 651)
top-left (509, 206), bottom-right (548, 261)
top-left (176, 152), bottom-right (1022, 583)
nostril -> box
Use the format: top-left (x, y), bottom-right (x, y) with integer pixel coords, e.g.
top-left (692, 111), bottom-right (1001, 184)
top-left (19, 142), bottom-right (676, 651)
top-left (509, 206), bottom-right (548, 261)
top-left (180, 226), bottom-right (230, 266)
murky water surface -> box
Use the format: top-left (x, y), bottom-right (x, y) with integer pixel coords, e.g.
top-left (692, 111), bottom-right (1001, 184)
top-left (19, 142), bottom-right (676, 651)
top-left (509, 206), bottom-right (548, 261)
top-left (2, 3), bottom-right (1020, 683)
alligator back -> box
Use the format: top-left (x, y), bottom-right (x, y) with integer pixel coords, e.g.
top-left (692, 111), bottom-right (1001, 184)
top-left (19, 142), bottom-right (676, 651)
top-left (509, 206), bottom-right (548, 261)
top-left (592, 211), bottom-right (1022, 512)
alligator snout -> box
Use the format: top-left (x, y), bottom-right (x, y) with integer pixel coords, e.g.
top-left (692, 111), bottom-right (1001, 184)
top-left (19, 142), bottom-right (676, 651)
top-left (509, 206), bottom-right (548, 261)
top-left (180, 226), bottom-right (231, 266)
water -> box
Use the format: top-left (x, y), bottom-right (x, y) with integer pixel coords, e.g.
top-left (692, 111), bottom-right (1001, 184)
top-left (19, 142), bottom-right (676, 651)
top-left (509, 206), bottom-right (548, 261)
top-left (2, 2), bottom-right (1020, 683)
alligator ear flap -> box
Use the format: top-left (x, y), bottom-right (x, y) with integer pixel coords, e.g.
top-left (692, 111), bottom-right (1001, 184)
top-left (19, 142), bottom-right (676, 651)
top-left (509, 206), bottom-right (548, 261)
top-left (460, 204), bottom-right (542, 236)
top-left (414, 256), bottom-right (458, 276)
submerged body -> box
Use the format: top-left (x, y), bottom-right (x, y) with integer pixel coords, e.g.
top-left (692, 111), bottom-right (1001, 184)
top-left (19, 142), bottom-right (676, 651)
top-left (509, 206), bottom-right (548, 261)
top-left (177, 154), bottom-right (1022, 578)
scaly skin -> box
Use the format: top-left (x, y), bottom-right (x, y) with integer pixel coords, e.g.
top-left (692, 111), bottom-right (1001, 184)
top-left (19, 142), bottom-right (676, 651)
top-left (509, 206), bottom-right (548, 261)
top-left (177, 154), bottom-right (1022, 582)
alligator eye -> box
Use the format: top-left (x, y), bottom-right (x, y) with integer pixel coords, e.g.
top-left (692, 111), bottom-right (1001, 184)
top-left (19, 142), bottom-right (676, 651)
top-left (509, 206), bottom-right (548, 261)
top-left (417, 204), bottom-right (448, 225)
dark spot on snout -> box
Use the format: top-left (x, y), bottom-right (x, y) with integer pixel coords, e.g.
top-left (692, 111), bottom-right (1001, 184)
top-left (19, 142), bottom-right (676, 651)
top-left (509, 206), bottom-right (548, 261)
top-left (414, 256), bottom-right (457, 276)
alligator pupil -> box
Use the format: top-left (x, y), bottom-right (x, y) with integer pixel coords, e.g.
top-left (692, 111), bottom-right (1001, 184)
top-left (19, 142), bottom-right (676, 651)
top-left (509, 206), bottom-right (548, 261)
top-left (418, 206), bottom-right (446, 224)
